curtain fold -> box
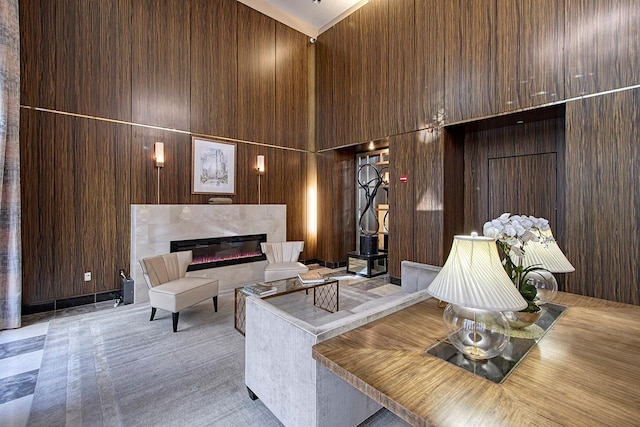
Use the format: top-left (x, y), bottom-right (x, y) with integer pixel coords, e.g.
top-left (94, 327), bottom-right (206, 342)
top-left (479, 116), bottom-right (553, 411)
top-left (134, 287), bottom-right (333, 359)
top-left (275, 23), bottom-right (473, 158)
top-left (0, 0), bottom-right (22, 330)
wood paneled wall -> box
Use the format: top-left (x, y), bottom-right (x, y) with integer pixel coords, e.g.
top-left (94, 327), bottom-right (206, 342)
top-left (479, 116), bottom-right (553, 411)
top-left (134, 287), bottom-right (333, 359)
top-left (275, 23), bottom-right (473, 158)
top-left (316, 150), bottom-right (356, 264)
top-left (18, 0), bottom-right (640, 306)
top-left (190, 0), bottom-right (237, 137)
top-left (20, 109), bottom-right (131, 302)
top-left (565, 89), bottom-right (640, 303)
top-left (444, 0), bottom-right (498, 122)
top-left (388, 129), bottom-right (464, 278)
top-left (132, 0), bottom-right (190, 130)
top-left (463, 116), bottom-right (566, 232)
top-left (19, 0), bottom-right (132, 120)
top-left (275, 22), bottom-right (310, 150)
top-left (19, 0), bottom-right (311, 305)
top-left (495, 0), bottom-right (565, 113)
top-left (316, 0), bottom-right (639, 305)
top-left (565, 0), bottom-right (640, 98)
top-left (318, 0), bottom-right (639, 140)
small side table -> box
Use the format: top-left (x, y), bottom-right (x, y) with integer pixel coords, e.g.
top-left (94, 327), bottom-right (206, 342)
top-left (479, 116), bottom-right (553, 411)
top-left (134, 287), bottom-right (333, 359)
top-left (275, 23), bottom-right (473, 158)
top-left (346, 251), bottom-right (388, 277)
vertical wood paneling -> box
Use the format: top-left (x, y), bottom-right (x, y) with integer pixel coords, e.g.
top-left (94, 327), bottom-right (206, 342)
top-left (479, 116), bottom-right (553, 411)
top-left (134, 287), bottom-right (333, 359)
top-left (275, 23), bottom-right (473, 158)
top-left (322, 0), bottom-right (388, 147)
top-left (415, 0), bottom-right (446, 130)
top-left (19, 0), bottom-right (313, 306)
top-left (132, 0), bottom-right (190, 129)
top-left (271, 150), bottom-right (308, 245)
top-left (411, 130), bottom-right (442, 266)
top-left (388, 128), bottom-right (464, 278)
top-left (565, 89), bottom-right (640, 304)
top-left (444, 0), bottom-right (497, 123)
top-left (464, 117), bottom-right (564, 232)
top-left (496, 0), bottom-right (564, 112)
top-left (20, 0), bottom-right (638, 308)
top-left (487, 153), bottom-right (558, 225)
top-left (565, 0), bottom-right (640, 97)
top-left (441, 130), bottom-right (465, 257)
top-left (60, 0), bottom-right (131, 119)
top-left (242, 146), bottom-right (308, 251)
top-left (54, 113), bottom-right (81, 297)
top-left (387, 0), bottom-right (417, 135)
top-left (20, 0), bottom-right (131, 120)
top-left (19, 0), bottom-right (56, 109)
top-left (21, 110), bottom-right (131, 302)
top-left (19, 110), bottom-right (55, 302)
top-left (347, 0), bottom-right (389, 143)
top-left (316, 150), bottom-right (356, 264)
top-left (76, 120), bottom-right (131, 294)
top-left (316, 19), bottom-right (349, 150)
top-left (388, 134), bottom-right (415, 277)
top-left (275, 23), bottom-right (309, 150)
top-left (315, 28), bottom-right (336, 151)
top-left (130, 129), bottom-right (206, 205)
top-left (237, 4), bottom-right (276, 144)
top-left (190, 0), bottom-right (237, 138)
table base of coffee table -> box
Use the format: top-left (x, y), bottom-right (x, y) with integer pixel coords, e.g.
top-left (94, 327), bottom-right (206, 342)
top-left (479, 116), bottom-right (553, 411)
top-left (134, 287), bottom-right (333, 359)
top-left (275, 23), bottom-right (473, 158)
top-left (234, 277), bottom-right (339, 335)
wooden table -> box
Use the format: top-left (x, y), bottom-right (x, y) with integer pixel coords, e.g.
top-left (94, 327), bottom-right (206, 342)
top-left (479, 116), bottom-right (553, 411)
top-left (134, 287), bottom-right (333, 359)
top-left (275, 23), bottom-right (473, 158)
top-left (312, 292), bottom-right (640, 426)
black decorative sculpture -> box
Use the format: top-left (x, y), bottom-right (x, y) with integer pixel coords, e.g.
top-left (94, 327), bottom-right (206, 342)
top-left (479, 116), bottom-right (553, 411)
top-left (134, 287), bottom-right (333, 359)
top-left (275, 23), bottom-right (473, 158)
top-left (357, 164), bottom-right (387, 254)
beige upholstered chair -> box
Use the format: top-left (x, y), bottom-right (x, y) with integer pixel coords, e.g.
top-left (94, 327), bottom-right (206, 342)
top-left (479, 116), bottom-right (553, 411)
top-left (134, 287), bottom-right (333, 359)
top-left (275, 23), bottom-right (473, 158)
top-left (261, 241), bottom-right (309, 281)
top-left (139, 251), bottom-right (219, 332)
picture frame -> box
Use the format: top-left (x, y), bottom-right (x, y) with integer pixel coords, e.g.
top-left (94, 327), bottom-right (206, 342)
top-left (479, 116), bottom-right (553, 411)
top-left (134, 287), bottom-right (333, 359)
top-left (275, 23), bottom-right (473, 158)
top-left (191, 137), bottom-right (236, 195)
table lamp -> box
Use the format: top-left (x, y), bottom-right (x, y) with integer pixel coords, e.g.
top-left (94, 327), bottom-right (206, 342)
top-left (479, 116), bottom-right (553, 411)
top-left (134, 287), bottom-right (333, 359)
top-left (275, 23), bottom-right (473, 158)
top-left (520, 229), bottom-right (575, 304)
top-left (427, 233), bottom-right (527, 361)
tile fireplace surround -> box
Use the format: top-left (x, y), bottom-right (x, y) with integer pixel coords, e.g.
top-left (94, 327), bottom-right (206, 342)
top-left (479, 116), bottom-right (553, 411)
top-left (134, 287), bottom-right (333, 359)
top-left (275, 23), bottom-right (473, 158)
top-left (130, 204), bottom-right (286, 304)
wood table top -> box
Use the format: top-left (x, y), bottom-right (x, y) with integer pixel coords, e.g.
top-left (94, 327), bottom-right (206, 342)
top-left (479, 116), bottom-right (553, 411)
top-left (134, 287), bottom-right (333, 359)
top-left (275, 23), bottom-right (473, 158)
top-left (312, 292), bottom-right (640, 427)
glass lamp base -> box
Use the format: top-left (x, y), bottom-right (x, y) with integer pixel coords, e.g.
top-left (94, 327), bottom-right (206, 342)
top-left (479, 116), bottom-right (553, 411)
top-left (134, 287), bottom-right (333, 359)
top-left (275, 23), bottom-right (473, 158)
top-left (442, 305), bottom-right (511, 361)
top-left (524, 270), bottom-right (558, 304)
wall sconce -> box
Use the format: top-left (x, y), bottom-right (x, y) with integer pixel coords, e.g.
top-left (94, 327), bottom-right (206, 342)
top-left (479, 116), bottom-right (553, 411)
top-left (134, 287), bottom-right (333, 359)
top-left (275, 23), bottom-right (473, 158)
top-left (256, 155), bottom-right (265, 174)
top-left (154, 142), bottom-right (164, 204)
top-left (256, 155), bottom-right (265, 205)
top-left (154, 142), bottom-right (165, 168)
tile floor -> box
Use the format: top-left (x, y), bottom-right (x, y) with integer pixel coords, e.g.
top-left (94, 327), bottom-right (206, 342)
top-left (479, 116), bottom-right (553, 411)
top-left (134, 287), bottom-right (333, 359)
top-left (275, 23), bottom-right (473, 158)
top-left (0, 300), bottom-right (117, 426)
top-left (0, 321), bottom-right (48, 427)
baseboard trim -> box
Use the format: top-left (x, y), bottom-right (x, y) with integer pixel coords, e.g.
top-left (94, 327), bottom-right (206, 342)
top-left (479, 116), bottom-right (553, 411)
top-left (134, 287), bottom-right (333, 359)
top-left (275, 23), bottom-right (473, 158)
top-left (22, 290), bottom-right (122, 315)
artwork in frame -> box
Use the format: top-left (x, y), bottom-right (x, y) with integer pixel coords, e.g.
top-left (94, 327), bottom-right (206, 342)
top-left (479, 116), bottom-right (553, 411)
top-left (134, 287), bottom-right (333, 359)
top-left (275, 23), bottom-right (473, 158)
top-left (192, 137), bottom-right (236, 195)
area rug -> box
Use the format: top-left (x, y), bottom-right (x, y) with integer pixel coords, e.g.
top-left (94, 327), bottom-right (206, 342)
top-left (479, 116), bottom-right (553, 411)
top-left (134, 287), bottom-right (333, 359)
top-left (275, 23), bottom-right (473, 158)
top-left (28, 283), bottom-right (409, 426)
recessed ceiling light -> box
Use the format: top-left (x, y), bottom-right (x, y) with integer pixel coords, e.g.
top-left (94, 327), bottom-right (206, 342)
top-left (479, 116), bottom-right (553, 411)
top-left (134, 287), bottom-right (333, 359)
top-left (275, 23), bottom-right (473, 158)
top-left (312, 0), bottom-right (321, 4)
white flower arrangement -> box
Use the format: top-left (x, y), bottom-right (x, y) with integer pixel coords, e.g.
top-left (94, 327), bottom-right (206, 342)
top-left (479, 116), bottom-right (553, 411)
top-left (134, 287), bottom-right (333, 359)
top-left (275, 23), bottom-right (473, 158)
top-left (483, 213), bottom-right (551, 258)
top-left (483, 213), bottom-right (553, 313)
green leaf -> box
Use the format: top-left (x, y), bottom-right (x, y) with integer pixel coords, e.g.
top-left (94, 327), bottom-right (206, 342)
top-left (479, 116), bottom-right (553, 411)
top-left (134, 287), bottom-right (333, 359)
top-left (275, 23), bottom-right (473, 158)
top-left (520, 284), bottom-right (537, 301)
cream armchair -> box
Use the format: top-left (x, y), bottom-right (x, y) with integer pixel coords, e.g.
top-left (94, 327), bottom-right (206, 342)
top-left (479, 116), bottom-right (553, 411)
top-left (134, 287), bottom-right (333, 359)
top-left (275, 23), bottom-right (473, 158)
top-left (260, 241), bottom-right (309, 281)
top-left (139, 251), bottom-right (219, 332)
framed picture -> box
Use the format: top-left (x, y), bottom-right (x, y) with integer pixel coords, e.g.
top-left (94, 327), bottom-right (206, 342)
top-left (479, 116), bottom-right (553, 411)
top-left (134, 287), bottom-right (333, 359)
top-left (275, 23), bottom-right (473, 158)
top-left (192, 137), bottom-right (236, 195)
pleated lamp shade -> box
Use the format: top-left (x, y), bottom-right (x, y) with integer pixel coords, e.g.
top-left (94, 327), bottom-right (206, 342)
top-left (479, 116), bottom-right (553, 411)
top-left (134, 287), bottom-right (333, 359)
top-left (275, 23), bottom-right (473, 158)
top-left (521, 229), bottom-right (575, 273)
top-left (428, 234), bottom-right (528, 311)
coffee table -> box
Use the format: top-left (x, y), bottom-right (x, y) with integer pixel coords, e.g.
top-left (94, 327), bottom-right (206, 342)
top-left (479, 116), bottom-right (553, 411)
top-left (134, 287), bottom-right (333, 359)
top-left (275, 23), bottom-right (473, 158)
top-left (234, 275), bottom-right (339, 335)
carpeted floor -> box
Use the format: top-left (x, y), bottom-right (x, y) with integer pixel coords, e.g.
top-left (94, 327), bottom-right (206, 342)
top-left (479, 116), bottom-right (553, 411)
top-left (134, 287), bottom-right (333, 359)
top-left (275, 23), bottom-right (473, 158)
top-left (28, 276), bottom-right (410, 427)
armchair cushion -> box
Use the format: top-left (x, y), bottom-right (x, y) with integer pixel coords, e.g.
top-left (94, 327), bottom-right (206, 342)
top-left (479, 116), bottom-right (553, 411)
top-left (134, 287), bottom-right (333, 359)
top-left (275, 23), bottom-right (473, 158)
top-left (261, 242), bottom-right (309, 281)
top-left (148, 277), bottom-right (219, 313)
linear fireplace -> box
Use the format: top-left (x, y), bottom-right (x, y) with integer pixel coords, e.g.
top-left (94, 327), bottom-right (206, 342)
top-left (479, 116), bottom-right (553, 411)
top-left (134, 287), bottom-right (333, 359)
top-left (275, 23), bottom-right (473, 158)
top-left (170, 234), bottom-right (267, 271)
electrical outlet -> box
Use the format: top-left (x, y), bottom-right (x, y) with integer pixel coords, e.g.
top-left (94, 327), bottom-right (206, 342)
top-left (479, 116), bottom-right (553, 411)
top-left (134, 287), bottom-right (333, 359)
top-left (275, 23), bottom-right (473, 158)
top-left (84, 272), bottom-right (92, 282)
